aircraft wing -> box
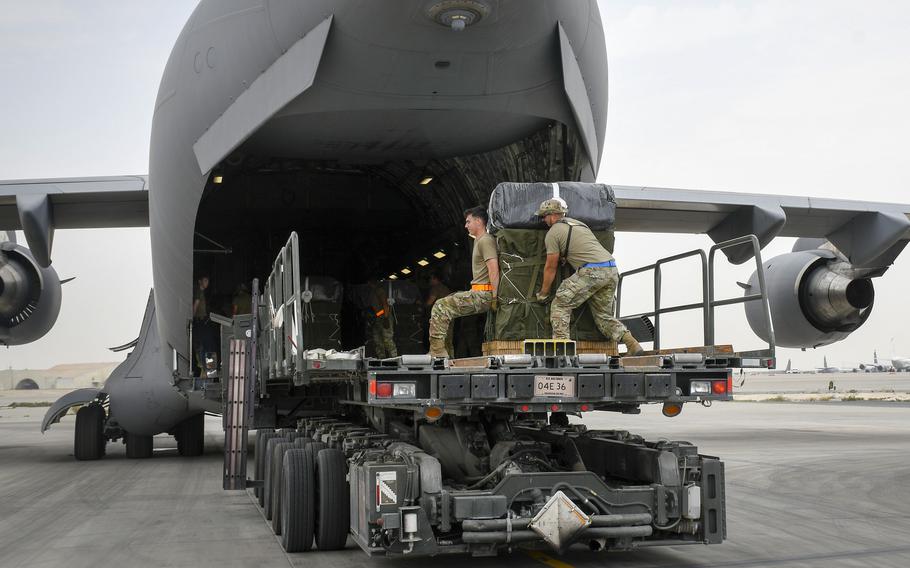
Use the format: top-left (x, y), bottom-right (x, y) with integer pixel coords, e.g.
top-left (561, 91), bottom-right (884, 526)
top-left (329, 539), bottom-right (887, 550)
top-left (0, 175), bottom-right (148, 266)
top-left (611, 185), bottom-right (910, 267)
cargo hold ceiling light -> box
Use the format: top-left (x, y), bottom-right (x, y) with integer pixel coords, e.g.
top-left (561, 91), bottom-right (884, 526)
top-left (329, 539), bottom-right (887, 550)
top-left (388, 274), bottom-right (398, 280)
top-left (433, 250), bottom-right (446, 259)
top-left (213, 175), bottom-right (223, 184)
top-left (427, 1), bottom-right (491, 31)
top-left (400, 268), bottom-right (412, 275)
top-left (417, 259), bottom-right (430, 267)
top-left (419, 176), bottom-right (434, 185)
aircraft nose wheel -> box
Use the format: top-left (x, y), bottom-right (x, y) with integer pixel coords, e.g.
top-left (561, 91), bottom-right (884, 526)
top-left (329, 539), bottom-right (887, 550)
top-left (74, 404), bottom-right (106, 460)
top-left (174, 413), bottom-right (205, 457)
top-left (125, 432), bottom-right (153, 459)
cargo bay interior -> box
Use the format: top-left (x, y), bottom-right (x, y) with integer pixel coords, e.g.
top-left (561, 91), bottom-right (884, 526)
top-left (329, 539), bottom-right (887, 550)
top-left (192, 123), bottom-right (593, 360)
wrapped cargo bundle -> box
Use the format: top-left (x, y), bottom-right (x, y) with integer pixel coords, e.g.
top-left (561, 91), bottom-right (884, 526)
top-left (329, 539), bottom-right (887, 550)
top-left (387, 280), bottom-right (425, 355)
top-left (488, 181), bottom-right (616, 231)
top-left (487, 182), bottom-right (617, 342)
top-left (300, 276), bottom-right (343, 350)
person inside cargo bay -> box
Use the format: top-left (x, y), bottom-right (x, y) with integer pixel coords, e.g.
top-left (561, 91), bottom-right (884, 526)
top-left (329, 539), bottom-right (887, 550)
top-left (428, 206), bottom-right (500, 357)
top-left (535, 198), bottom-right (645, 356)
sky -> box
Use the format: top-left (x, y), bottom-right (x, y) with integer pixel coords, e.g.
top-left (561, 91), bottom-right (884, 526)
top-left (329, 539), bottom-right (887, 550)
top-left (1, 1), bottom-right (908, 371)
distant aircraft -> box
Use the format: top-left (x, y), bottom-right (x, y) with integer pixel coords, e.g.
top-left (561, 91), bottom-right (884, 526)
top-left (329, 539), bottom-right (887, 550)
top-left (859, 351), bottom-right (891, 372)
top-left (0, 1), bottom-right (905, 459)
top-left (891, 357), bottom-right (910, 372)
top-left (816, 356), bottom-right (855, 373)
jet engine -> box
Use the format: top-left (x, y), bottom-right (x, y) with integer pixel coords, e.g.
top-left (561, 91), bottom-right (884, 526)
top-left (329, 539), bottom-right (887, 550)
top-left (744, 249), bottom-right (874, 348)
top-left (0, 243), bottom-right (62, 345)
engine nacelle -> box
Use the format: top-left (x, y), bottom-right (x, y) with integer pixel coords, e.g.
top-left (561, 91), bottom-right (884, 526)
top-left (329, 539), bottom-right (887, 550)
top-left (744, 250), bottom-right (874, 348)
top-left (0, 243), bottom-right (62, 346)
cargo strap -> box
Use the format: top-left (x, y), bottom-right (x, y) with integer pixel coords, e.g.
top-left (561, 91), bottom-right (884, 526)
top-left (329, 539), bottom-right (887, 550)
top-left (471, 283), bottom-right (494, 292)
top-left (301, 276), bottom-right (314, 322)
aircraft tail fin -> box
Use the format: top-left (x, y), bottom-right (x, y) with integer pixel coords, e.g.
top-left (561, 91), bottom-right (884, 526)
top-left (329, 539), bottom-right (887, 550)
top-left (786, 359), bottom-right (792, 372)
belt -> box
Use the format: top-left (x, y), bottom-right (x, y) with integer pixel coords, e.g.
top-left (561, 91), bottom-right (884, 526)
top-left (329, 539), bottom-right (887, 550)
top-left (471, 283), bottom-right (493, 292)
top-left (582, 260), bottom-right (616, 268)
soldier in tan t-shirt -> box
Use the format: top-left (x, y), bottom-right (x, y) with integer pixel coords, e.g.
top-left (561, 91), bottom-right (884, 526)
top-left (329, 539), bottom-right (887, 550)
top-left (428, 206), bottom-right (499, 358)
top-left (535, 199), bottom-right (644, 355)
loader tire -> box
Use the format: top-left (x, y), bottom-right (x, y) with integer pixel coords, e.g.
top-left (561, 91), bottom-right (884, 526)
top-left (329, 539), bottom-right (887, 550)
top-left (314, 448), bottom-right (349, 550)
top-left (270, 441), bottom-right (297, 531)
top-left (280, 448), bottom-right (316, 552)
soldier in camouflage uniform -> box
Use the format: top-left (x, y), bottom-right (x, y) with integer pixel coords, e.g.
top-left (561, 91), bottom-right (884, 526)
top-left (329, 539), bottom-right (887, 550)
top-left (535, 199), bottom-right (644, 355)
top-left (429, 207), bottom-right (500, 358)
top-left (367, 279), bottom-right (398, 358)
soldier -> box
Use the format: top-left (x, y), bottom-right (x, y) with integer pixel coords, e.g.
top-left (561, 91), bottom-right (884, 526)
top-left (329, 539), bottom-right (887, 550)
top-left (534, 199), bottom-right (644, 356)
top-left (425, 272), bottom-right (454, 356)
top-left (429, 206), bottom-right (499, 358)
top-left (367, 279), bottom-right (398, 358)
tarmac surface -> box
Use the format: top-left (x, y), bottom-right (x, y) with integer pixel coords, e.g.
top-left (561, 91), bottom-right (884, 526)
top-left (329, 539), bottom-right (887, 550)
top-left (1, 388), bottom-right (909, 568)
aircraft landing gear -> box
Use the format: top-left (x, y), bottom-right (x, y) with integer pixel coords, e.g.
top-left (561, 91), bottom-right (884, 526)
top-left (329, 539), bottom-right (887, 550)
top-left (74, 404), bottom-right (106, 460)
top-left (174, 413), bottom-right (204, 457)
top-left (125, 432), bottom-right (154, 459)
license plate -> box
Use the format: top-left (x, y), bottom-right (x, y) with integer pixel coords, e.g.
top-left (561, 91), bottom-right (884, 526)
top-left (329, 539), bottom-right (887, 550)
top-left (534, 375), bottom-right (575, 397)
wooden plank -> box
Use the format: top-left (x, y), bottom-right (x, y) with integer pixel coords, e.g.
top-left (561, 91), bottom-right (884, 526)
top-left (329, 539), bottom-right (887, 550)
top-left (638, 344), bottom-right (734, 356)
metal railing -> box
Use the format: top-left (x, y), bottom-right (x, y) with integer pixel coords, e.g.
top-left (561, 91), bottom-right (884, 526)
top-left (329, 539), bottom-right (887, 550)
top-left (263, 232), bottom-right (304, 380)
top-left (616, 235), bottom-right (775, 361)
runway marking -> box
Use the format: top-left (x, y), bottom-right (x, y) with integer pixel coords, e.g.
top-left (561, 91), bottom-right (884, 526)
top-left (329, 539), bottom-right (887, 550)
top-left (666, 544), bottom-right (910, 567)
top-left (526, 550), bottom-right (575, 568)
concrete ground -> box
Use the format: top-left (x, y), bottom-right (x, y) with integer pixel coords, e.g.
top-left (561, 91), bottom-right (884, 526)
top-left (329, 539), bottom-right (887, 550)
top-left (1, 392), bottom-right (909, 567)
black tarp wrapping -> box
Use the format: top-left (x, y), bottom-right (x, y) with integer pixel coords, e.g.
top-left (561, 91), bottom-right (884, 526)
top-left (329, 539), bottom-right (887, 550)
top-left (489, 228), bottom-right (616, 341)
top-left (301, 275), bottom-right (343, 350)
top-left (388, 281), bottom-right (425, 354)
top-left (488, 182), bottom-right (616, 231)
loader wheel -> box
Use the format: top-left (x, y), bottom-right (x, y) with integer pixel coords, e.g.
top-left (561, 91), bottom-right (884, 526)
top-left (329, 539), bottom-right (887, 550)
top-left (125, 432), bottom-right (153, 459)
top-left (315, 448), bottom-right (349, 550)
top-left (280, 448), bottom-right (316, 552)
top-left (256, 431), bottom-right (281, 503)
top-left (262, 436), bottom-right (290, 512)
top-left (74, 404), bottom-right (106, 460)
top-left (270, 441), bottom-right (297, 531)
top-left (175, 413), bottom-right (204, 457)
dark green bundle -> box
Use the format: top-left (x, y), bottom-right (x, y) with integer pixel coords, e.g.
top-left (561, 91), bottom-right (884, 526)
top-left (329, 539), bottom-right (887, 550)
top-left (488, 228), bottom-right (616, 341)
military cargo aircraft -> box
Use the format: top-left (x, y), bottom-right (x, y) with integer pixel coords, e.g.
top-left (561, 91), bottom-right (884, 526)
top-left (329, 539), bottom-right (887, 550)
top-left (0, 1), bottom-right (906, 456)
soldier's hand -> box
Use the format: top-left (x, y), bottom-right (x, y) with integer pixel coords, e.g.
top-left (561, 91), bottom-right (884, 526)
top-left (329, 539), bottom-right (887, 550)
top-left (535, 291), bottom-right (550, 303)
top-left (490, 296), bottom-right (499, 312)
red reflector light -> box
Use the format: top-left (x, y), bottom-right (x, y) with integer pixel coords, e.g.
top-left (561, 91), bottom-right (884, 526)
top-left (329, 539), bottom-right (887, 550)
top-left (727, 374), bottom-right (733, 394)
top-left (369, 379), bottom-right (376, 396)
top-left (712, 380), bottom-right (727, 395)
top-left (520, 405), bottom-right (530, 412)
top-left (550, 404), bottom-right (560, 412)
top-left (377, 382), bottom-right (393, 398)
top-left (580, 404), bottom-right (590, 412)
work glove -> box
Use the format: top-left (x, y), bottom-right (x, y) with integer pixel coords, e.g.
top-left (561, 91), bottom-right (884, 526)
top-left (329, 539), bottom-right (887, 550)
top-left (535, 291), bottom-right (550, 303)
top-left (490, 296), bottom-right (499, 312)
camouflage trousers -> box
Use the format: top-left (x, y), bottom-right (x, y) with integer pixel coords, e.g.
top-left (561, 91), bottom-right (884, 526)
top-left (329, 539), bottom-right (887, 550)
top-left (551, 267), bottom-right (627, 341)
top-left (429, 290), bottom-right (493, 354)
top-left (371, 317), bottom-right (398, 358)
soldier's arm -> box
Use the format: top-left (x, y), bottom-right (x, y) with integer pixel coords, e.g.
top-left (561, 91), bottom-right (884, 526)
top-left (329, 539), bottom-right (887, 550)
top-left (540, 254), bottom-right (560, 295)
top-left (486, 258), bottom-right (500, 296)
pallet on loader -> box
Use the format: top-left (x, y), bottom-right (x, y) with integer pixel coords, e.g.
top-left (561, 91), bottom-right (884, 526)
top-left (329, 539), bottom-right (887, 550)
top-left (481, 338), bottom-right (619, 357)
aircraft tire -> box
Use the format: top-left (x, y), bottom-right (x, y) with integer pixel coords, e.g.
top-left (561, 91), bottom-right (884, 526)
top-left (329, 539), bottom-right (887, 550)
top-left (74, 404), bottom-right (106, 460)
top-left (314, 448), bottom-right (349, 551)
top-left (280, 448), bottom-right (316, 553)
top-left (125, 432), bottom-right (153, 459)
top-left (176, 413), bottom-right (204, 457)
top-left (256, 431), bottom-right (282, 504)
top-left (270, 441), bottom-right (298, 532)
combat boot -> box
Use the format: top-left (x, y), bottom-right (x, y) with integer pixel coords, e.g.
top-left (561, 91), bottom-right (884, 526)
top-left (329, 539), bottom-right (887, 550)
top-left (429, 337), bottom-right (450, 358)
top-left (621, 331), bottom-right (645, 356)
